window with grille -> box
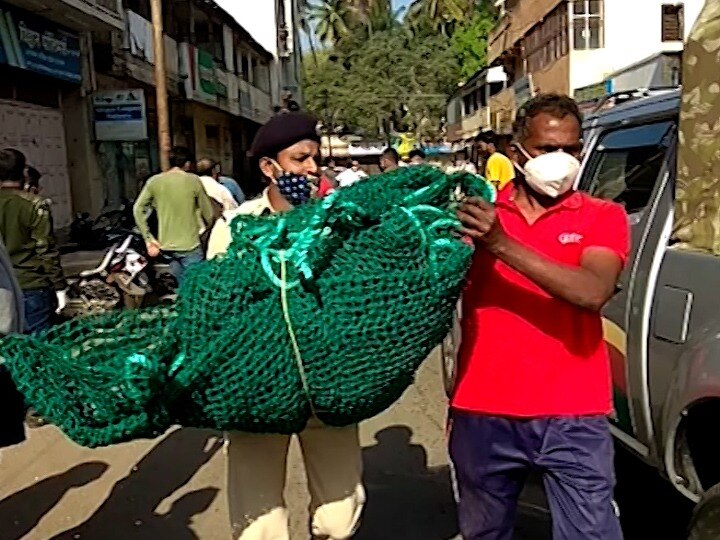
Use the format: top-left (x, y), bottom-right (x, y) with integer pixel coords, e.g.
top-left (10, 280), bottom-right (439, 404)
top-left (524, 3), bottom-right (569, 73)
top-left (573, 0), bottom-right (604, 50)
top-left (662, 4), bottom-right (684, 41)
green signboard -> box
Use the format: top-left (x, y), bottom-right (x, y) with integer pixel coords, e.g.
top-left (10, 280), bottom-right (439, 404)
top-left (196, 48), bottom-right (216, 102)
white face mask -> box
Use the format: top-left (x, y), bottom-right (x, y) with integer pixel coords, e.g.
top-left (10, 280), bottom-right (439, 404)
top-left (515, 145), bottom-right (581, 198)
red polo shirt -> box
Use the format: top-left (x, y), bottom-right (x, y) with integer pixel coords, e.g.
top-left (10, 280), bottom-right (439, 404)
top-left (451, 188), bottom-right (629, 418)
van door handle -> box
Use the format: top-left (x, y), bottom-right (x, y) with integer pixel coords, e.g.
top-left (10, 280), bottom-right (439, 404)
top-left (615, 281), bottom-right (624, 293)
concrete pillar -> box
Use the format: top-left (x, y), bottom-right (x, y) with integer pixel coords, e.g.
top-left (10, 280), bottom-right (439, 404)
top-left (62, 89), bottom-right (105, 215)
top-left (247, 53), bottom-right (254, 85)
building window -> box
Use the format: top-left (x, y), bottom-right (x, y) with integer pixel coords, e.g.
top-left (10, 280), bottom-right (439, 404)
top-left (462, 89), bottom-right (482, 117)
top-left (524, 3), bottom-right (569, 73)
top-left (573, 0), bottom-right (603, 50)
top-left (240, 53), bottom-right (250, 82)
top-left (662, 4), bottom-right (684, 41)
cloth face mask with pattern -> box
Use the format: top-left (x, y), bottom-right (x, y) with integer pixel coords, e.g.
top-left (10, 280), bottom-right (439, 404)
top-left (270, 160), bottom-right (313, 205)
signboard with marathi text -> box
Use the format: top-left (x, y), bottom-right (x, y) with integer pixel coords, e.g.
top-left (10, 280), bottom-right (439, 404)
top-left (0, 1), bottom-right (81, 83)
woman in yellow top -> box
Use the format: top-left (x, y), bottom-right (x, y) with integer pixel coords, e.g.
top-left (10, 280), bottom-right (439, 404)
top-left (477, 131), bottom-right (516, 191)
top-left (207, 112), bottom-right (365, 540)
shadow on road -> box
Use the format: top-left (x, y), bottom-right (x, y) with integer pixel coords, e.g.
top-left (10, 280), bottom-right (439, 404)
top-left (52, 428), bottom-right (223, 540)
top-left (355, 425), bottom-right (459, 540)
top-left (0, 461), bottom-right (108, 540)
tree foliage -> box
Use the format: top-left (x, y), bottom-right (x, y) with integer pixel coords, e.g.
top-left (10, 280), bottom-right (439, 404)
top-left (302, 1), bottom-right (497, 141)
top-left (406, 0), bottom-right (476, 34)
top-left (451, 3), bottom-right (497, 82)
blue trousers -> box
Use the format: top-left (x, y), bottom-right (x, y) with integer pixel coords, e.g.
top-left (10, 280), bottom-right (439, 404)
top-left (449, 412), bottom-right (623, 540)
top-left (166, 247), bottom-right (204, 286)
top-left (23, 288), bottom-right (57, 335)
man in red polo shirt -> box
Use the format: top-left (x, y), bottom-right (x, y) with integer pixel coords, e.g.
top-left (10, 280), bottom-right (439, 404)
top-left (453, 94), bottom-right (629, 540)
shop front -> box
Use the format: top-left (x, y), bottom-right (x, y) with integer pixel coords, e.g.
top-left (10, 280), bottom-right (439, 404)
top-left (92, 78), bottom-right (159, 205)
top-left (0, 1), bottom-right (83, 227)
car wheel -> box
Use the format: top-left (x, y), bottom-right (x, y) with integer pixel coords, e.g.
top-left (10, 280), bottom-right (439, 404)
top-left (688, 483), bottom-right (720, 540)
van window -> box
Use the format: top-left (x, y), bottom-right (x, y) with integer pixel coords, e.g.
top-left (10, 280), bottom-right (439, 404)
top-left (582, 121), bottom-right (675, 214)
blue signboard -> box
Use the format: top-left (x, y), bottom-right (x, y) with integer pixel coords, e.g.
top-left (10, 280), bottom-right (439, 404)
top-left (0, 2), bottom-right (82, 83)
top-left (93, 89), bottom-right (148, 141)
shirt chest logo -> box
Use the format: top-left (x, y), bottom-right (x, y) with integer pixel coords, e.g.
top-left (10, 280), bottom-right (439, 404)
top-left (558, 232), bottom-right (584, 245)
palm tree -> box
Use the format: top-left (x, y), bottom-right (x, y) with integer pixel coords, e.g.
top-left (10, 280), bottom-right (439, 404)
top-left (348, 0), bottom-right (404, 36)
top-left (297, 0), bottom-right (319, 66)
top-left (307, 0), bottom-right (352, 45)
top-left (367, 0), bottom-right (405, 33)
top-left (348, 0), bottom-right (374, 25)
top-left (407, 0), bottom-right (475, 33)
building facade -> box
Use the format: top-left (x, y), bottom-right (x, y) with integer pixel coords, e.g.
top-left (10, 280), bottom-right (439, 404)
top-left (485, 0), bottom-right (703, 132)
top-left (446, 66), bottom-right (509, 145)
top-left (0, 0), bottom-right (300, 227)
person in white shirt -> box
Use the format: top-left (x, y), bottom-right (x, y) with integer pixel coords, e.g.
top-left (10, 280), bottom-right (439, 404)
top-left (196, 158), bottom-right (239, 213)
top-left (336, 160), bottom-right (368, 188)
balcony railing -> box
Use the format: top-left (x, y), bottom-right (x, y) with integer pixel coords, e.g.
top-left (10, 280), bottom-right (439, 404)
top-left (59, 0), bottom-right (123, 29)
top-left (179, 42), bottom-right (272, 122)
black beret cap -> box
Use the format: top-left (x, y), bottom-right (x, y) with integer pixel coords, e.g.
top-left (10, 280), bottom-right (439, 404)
top-left (249, 111), bottom-right (321, 158)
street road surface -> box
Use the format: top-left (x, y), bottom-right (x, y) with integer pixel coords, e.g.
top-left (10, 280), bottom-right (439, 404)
top-left (0, 350), bottom-right (692, 539)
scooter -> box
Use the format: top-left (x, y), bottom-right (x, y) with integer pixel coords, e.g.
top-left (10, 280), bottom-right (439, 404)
top-left (62, 231), bottom-right (178, 318)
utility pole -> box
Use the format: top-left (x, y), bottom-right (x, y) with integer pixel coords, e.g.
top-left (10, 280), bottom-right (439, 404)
top-left (322, 89), bottom-right (333, 159)
top-left (150, 0), bottom-right (171, 171)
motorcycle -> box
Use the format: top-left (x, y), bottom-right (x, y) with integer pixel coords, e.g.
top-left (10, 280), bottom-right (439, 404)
top-left (62, 230), bottom-right (178, 318)
top-left (69, 198), bottom-right (136, 250)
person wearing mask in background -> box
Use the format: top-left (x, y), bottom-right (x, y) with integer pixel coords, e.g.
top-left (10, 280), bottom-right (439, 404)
top-left (337, 160), bottom-right (368, 188)
top-left (133, 146), bottom-right (216, 285)
top-left (197, 158), bottom-right (240, 213)
top-left (379, 147), bottom-right (400, 173)
top-left (0, 149), bottom-right (66, 334)
top-left (0, 238), bottom-right (26, 449)
top-left (319, 157), bottom-right (340, 198)
top-left (408, 149), bottom-right (426, 166)
top-left (452, 94), bottom-right (628, 540)
top-left (24, 166), bottom-right (42, 195)
top-left (207, 112), bottom-right (365, 540)
top-left (477, 130), bottom-right (515, 191)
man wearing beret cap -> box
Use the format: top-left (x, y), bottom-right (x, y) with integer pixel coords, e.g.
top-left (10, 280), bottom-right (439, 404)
top-left (208, 111), bottom-right (366, 540)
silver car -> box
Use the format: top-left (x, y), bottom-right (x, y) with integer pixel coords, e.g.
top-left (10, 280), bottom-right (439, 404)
top-left (581, 88), bottom-right (720, 538)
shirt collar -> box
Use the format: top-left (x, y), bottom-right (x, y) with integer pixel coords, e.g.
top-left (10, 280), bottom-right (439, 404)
top-left (262, 186), bottom-right (278, 214)
top-left (496, 186), bottom-right (583, 212)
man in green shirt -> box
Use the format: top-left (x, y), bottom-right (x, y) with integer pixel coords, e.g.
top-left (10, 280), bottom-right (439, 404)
top-left (0, 149), bottom-right (66, 334)
top-left (133, 146), bottom-right (215, 285)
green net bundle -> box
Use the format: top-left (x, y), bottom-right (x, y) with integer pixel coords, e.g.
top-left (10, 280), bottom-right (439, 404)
top-left (0, 167), bottom-right (494, 448)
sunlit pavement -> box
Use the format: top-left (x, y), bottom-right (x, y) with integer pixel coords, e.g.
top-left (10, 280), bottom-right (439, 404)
top-left (0, 350), bottom-right (692, 539)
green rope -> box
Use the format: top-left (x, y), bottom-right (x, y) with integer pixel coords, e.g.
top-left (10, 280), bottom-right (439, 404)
top-left (279, 253), bottom-right (318, 418)
top-left (0, 166), bottom-right (495, 447)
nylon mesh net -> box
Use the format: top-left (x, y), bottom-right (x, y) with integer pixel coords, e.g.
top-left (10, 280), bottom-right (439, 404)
top-left (0, 167), bottom-right (494, 447)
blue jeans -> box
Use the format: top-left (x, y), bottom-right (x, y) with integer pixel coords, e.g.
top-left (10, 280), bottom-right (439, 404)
top-left (166, 247), bottom-right (204, 286)
top-left (449, 412), bottom-right (623, 540)
top-left (23, 288), bottom-right (57, 335)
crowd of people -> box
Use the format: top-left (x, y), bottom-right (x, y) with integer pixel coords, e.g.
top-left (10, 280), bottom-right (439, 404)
top-left (315, 131), bottom-right (518, 201)
top-left (1, 93), bottom-right (629, 540)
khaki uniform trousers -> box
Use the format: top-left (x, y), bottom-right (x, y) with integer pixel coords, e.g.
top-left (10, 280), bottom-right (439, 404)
top-left (226, 421), bottom-right (365, 540)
